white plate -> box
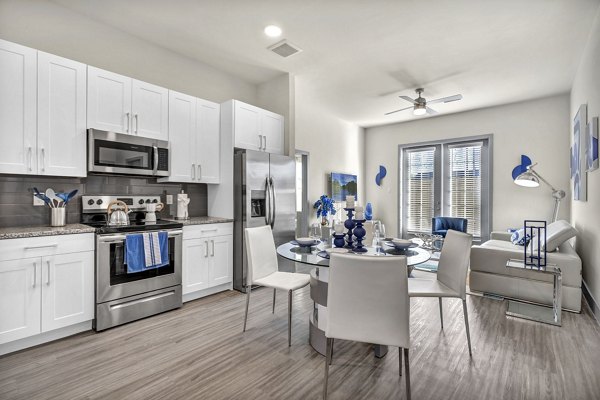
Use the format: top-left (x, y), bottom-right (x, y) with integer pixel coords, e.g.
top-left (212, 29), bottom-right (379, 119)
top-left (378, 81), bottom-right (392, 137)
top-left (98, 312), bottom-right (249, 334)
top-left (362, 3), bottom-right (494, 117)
top-left (296, 237), bottom-right (318, 246)
top-left (326, 247), bottom-right (349, 254)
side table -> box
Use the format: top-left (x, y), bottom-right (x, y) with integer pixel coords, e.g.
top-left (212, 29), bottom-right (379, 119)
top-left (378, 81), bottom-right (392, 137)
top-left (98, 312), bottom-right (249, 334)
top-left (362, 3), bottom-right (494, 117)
top-left (505, 259), bottom-right (562, 326)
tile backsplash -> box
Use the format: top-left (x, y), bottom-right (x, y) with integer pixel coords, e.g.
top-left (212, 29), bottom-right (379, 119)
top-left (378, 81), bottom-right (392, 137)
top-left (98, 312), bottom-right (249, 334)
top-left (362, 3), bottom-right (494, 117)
top-left (0, 175), bottom-right (208, 227)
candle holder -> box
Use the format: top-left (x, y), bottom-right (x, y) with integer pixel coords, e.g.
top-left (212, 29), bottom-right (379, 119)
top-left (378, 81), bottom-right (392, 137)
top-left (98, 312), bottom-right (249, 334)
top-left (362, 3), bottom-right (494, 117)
top-left (352, 219), bottom-right (367, 253)
top-left (343, 207), bottom-right (355, 248)
top-left (333, 234), bottom-right (346, 248)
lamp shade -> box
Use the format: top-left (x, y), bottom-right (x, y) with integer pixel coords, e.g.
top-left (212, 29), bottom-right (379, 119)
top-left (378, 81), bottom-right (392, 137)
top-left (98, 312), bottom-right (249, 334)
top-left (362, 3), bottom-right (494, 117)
top-left (514, 170), bottom-right (540, 187)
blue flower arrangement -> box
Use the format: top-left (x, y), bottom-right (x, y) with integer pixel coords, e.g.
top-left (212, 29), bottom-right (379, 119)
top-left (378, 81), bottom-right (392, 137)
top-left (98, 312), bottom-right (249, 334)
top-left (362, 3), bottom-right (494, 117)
top-left (314, 195), bottom-right (336, 225)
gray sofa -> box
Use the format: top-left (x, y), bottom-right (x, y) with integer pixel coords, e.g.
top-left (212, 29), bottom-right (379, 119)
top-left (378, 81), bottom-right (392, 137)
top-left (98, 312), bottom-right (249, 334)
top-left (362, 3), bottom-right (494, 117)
top-left (469, 231), bottom-right (582, 312)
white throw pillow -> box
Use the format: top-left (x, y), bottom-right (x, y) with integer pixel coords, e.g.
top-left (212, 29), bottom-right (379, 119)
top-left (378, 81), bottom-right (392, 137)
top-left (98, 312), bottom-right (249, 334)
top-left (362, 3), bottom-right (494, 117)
top-left (529, 220), bottom-right (577, 252)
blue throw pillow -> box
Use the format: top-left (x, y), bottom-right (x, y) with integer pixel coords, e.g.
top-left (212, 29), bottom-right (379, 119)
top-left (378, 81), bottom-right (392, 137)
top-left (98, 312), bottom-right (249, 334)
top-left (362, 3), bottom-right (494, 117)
top-left (511, 229), bottom-right (531, 246)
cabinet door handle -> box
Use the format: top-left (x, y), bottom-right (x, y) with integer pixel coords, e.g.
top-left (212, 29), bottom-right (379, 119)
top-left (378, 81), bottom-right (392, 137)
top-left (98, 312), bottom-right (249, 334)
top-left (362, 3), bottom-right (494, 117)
top-left (126, 112), bottom-right (130, 133)
top-left (46, 260), bottom-right (51, 285)
top-left (32, 261), bottom-right (37, 288)
top-left (191, 163), bottom-right (196, 180)
top-left (211, 240), bottom-right (215, 257)
top-left (28, 147), bottom-right (32, 171)
top-left (205, 241), bottom-right (209, 257)
top-left (258, 135), bottom-right (262, 150)
top-left (134, 114), bottom-right (139, 134)
top-left (197, 164), bottom-right (201, 180)
top-left (41, 148), bottom-right (45, 172)
top-left (263, 135), bottom-right (267, 150)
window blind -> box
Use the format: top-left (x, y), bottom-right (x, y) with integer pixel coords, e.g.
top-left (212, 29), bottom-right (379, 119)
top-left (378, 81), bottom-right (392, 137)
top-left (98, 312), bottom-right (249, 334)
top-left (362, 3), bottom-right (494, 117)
top-left (448, 143), bottom-right (482, 238)
top-left (406, 148), bottom-right (435, 233)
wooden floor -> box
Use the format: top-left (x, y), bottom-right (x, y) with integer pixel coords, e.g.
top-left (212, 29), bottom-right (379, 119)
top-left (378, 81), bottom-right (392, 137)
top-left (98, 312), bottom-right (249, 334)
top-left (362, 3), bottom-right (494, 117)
top-left (1, 278), bottom-right (600, 400)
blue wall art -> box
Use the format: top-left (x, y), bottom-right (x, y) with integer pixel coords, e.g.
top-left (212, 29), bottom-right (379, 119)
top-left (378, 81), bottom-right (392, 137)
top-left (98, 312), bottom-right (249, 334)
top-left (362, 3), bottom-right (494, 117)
top-left (571, 104), bottom-right (587, 201)
top-left (586, 116), bottom-right (598, 172)
top-left (511, 154), bottom-right (532, 180)
top-left (375, 165), bottom-right (387, 186)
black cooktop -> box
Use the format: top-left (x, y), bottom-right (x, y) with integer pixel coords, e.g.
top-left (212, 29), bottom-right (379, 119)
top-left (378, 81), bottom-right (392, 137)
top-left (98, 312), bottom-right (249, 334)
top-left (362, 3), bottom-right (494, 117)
top-left (81, 212), bottom-right (183, 234)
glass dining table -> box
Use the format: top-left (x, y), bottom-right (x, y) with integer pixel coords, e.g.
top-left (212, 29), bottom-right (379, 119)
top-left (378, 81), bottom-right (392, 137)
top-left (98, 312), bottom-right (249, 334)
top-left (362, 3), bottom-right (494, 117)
top-left (276, 241), bottom-right (431, 358)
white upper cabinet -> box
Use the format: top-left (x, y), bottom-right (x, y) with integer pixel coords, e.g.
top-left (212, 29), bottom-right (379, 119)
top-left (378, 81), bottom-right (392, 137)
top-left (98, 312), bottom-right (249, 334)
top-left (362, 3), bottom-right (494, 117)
top-left (0, 40), bottom-right (86, 177)
top-left (37, 52), bottom-right (87, 177)
top-left (88, 66), bottom-right (168, 140)
top-left (167, 90), bottom-right (197, 182)
top-left (0, 39), bottom-right (37, 174)
top-left (230, 100), bottom-right (284, 155)
top-left (87, 66), bottom-right (132, 134)
top-left (197, 98), bottom-right (221, 184)
top-left (160, 91), bottom-right (220, 184)
top-left (131, 79), bottom-right (169, 140)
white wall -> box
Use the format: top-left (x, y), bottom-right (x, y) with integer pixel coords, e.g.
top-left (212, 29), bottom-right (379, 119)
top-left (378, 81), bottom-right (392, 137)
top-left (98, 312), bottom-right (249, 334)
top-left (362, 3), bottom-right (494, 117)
top-left (0, 0), bottom-right (257, 104)
top-left (257, 73), bottom-right (295, 156)
top-left (365, 94), bottom-right (571, 237)
top-left (571, 8), bottom-right (600, 309)
top-left (295, 76), bottom-right (365, 226)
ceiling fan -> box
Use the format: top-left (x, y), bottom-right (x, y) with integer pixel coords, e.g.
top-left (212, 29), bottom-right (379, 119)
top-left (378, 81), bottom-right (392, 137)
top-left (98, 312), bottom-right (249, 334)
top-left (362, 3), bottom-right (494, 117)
top-left (385, 88), bottom-right (463, 116)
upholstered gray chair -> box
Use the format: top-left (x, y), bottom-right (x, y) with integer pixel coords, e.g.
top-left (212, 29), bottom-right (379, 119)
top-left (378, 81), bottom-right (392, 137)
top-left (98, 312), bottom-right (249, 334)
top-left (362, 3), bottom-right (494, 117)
top-left (243, 225), bottom-right (310, 347)
top-left (408, 229), bottom-right (473, 356)
top-left (324, 253), bottom-right (411, 400)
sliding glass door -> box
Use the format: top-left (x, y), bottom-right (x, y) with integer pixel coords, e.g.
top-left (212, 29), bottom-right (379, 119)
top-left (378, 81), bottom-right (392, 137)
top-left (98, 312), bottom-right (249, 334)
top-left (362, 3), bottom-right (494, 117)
top-left (400, 136), bottom-right (491, 242)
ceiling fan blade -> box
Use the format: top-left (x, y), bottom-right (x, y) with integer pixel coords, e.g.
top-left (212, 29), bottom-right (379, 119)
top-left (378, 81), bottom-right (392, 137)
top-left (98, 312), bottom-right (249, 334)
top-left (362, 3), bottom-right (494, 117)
top-left (399, 95), bottom-right (417, 105)
top-left (427, 94), bottom-right (463, 105)
top-left (426, 107), bottom-right (438, 115)
top-left (385, 106), bottom-right (413, 115)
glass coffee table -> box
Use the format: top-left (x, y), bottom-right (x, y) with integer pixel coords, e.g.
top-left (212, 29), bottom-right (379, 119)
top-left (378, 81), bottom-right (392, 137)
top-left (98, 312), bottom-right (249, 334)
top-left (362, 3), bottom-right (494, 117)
top-left (277, 241), bottom-right (431, 357)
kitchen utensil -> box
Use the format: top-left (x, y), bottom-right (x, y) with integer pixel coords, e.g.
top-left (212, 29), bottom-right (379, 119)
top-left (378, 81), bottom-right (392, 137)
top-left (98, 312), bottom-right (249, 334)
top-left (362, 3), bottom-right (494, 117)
top-left (55, 190), bottom-right (78, 206)
top-left (64, 189), bottom-right (78, 204)
top-left (33, 188), bottom-right (52, 207)
top-left (107, 200), bottom-right (131, 226)
top-left (144, 202), bottom-right (164, 223)
top-left (45, 188), bottom-right (61, 208)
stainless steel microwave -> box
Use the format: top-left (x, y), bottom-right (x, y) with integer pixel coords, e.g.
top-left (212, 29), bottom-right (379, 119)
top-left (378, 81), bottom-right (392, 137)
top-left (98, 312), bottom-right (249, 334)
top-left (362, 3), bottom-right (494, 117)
top-left (88, 129), bottom-right (169, 177)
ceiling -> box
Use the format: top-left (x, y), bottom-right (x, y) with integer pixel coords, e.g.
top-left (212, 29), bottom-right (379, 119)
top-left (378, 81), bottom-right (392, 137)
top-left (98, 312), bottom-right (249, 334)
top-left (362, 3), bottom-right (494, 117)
top-left (52, 0), bottom-right (600, 127)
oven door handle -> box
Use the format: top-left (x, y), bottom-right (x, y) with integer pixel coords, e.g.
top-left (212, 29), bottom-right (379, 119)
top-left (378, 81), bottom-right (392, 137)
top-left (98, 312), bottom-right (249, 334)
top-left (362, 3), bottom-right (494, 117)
top-left (98, 230), bottom-right (183, 243)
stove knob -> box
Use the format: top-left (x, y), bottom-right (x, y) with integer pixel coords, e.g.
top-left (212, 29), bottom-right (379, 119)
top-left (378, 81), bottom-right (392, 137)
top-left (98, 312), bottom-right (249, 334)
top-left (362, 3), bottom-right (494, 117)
top-left (139, 199), bottom-right (145, 205)
top-left (96, 199), bottom-right (103, 206)
top-left (152, 199), bottom-right (158, 203)
top-left (87, 199), bottom-right (95, 206)
top-left (145, 199), bottom-right (151, 203)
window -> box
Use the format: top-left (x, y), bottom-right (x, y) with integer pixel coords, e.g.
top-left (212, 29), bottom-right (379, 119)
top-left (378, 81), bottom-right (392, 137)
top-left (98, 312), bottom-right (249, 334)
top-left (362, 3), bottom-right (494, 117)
top-left (400, 136), bottom-right (491, 242)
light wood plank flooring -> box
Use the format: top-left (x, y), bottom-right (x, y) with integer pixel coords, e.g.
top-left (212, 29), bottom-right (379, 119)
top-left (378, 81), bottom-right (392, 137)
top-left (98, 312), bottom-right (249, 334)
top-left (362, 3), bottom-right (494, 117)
top-left (1, 280), bottom-right (600, 400)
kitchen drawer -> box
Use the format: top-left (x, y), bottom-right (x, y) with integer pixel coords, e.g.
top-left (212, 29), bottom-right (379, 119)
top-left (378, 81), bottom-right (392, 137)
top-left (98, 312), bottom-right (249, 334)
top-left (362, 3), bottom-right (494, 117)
top-left (0, 234), bottom-right (95, 262)
top-left (183, 223), bottom-right (233, 240)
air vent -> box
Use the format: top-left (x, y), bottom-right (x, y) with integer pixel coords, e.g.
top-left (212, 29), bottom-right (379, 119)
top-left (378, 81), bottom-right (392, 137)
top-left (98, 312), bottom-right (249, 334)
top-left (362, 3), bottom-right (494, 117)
top-left (268, 40), bottom-right (302, 58)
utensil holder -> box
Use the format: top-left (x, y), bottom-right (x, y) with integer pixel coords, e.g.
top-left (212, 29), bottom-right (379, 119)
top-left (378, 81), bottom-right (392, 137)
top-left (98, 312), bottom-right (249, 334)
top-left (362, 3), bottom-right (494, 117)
top-left (50, 208), bottom-right (66, 227)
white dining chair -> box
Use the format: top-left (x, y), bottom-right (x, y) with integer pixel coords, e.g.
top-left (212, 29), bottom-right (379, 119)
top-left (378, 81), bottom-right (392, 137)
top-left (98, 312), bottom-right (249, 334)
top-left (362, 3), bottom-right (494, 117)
top-left (243, 225), bottom-right (310, 347)
top-left (408, 229), bottom-right (473, 356)
top-left (324, 253), bottom-right (411, 400)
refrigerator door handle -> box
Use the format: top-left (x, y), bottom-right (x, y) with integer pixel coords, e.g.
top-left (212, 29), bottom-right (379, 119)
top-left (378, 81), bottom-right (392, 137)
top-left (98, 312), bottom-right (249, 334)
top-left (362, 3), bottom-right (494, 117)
top-left (269, 177), bottom-right (276, 228)
top-left (264, 177), bottom-right (271, 226)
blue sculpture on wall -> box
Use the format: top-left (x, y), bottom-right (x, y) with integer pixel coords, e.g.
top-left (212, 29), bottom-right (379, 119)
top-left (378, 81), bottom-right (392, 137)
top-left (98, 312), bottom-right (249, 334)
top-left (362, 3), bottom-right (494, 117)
top-left (375, 165), bottom-right (387, 186)
top-left (511, 155), bottom-right (532, 180)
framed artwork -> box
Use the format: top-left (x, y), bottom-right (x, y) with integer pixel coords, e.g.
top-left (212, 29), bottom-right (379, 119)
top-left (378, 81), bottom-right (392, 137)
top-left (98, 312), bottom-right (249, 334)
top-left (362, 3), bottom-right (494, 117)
top-left (571, 104), bottom-right (587, 201)
top-left (331, 173), bottom-right (357, 201)
top-left (586, 116), bottom-right (599, 172)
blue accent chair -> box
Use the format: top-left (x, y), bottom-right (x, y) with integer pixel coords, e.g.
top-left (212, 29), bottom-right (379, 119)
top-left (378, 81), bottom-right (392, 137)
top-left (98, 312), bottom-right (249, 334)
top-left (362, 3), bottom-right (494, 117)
top-left (432, 217), bottom-right (468, 237)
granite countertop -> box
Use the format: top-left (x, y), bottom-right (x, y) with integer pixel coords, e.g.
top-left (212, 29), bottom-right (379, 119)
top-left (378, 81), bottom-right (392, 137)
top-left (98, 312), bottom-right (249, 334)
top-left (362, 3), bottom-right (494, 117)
top-left (165, 216), bottom-right (234, 226)
top-left (0, 224), bottom-right (97, 240)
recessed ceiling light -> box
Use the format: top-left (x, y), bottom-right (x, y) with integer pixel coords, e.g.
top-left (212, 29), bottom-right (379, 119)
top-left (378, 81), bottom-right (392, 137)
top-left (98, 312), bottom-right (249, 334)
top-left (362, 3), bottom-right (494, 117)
top-left (264, 25), bottom-right (282, 38)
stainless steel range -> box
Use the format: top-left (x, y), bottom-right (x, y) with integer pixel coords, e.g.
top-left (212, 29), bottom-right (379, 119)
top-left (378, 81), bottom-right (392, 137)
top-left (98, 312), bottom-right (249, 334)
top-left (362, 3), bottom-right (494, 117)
top-left (82, 195), bottom-right (183, 331)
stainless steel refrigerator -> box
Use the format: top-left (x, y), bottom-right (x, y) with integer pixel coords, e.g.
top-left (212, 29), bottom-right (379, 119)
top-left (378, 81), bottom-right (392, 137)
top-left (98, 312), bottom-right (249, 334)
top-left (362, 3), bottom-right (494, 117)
top-left (233, 149), bottom-right (296, 292)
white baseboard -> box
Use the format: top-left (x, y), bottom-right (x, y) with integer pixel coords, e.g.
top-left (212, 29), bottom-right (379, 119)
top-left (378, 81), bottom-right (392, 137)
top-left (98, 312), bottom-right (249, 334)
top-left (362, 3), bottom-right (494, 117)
top-left (183, 282), bottom-right (232, 303)
top-left (0, 321), bottom-right (92, 356)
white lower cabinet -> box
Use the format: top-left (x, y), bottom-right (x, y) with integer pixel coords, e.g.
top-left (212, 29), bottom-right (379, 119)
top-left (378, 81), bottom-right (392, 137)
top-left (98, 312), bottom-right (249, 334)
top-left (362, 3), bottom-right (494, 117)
top-left (182, 223), bottom-right (233, 299)
top-left (0, 234), bottom-right (94, 346)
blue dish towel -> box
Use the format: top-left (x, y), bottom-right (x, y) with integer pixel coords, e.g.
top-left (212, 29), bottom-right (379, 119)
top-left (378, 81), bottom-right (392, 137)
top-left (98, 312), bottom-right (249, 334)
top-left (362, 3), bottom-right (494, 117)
top-left (125, 231), bottom-right (169, 273)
